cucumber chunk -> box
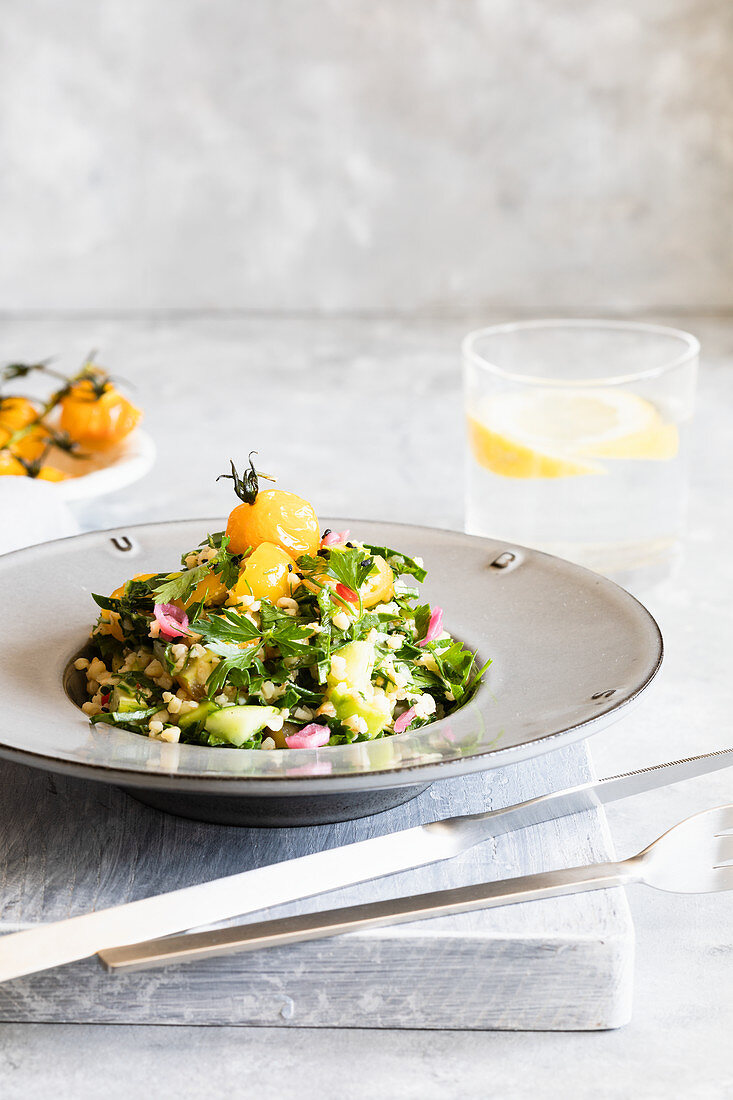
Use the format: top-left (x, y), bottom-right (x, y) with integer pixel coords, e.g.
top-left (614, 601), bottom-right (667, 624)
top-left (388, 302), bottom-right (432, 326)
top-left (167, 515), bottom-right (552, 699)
top-left (109, 684), bottom-right (144, 713)
top-left (204, 705), bottom-right (280, 747)
top-left (326, 640), bottom-right (393, 738)
top-left (326, 640), bottom-right (374, 693)
top-left (176, 651), bottom-right (220, 700)
top-left (178, 700), bottom-right (217, 731)
top-left (329, 684), bottom-right (392, 738)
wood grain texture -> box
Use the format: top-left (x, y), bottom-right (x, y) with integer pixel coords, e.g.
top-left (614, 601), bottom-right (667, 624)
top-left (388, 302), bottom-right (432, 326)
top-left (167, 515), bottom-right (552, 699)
top-left (0, 743), bottom-right (634, 1029)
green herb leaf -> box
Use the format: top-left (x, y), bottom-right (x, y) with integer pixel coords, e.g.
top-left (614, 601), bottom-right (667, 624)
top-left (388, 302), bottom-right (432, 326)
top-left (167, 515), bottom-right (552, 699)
top-left (191, 608), bottom-right (263, 697)
top-left (297, 547), bottom-right (372, 594)
top-left (199, 531), bottom-right (227, 549)
top-left (151, 564), bottom-right (210, 605)
top-left (194, 607), bottom-right (261, 647)
top-left (413, 604), bottom-right (431, 640)
top-left (258, 600), bottom-right (318, 660)
top-left (328, 549), bottom-right (373, 592)
top-left (125, 575), bottom-right (167, 600)
top-left (152, 541), bottom-right (238, 605)
top-left (91, 593), bottom-right (122, 613)
top-left (211, 541), bottom-right (240, 590)
top-left (362, 543), bottom-right (427, 583)
top-left (464, 657), bottom-right (493, 700)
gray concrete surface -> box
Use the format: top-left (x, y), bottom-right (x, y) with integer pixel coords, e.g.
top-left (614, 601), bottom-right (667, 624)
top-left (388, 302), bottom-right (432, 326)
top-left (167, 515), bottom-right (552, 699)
top-left (1, 1), bottom-right (732, 314)
top-left (0, 1010), bottom-right (730, 1100)
top-left (0, 313), bottom-right (731, 1096)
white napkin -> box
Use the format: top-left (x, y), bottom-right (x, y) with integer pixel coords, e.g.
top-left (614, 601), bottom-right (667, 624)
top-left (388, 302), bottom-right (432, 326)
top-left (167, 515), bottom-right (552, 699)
top-left (0, 477), bottom-right (81, 555)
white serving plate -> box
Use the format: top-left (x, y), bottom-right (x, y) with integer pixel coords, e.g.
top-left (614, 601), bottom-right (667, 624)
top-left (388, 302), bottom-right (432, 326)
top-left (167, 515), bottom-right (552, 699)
top-left (0, 518), bottom-right (663, 825)
top-left (50, 429), bottom-right (156, 501)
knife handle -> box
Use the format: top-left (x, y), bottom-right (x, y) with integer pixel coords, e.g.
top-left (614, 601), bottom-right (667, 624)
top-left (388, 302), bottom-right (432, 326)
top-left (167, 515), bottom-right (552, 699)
top-left (99, 859), bottom-right (636, 973)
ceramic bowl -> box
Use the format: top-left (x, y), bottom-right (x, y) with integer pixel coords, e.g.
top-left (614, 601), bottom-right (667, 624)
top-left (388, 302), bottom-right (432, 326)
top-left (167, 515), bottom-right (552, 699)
top-left (0, 518), bottom-right (663, 826)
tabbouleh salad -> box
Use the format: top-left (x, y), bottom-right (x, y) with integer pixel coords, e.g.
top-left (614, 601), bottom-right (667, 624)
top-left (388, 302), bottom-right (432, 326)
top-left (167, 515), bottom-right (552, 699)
top-left (78, 457), bottom-right (490, 750)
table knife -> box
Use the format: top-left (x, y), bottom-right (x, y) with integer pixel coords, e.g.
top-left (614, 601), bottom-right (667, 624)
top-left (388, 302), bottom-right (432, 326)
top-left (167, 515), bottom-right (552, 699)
top-left (100, 800), bottom-right (733, 973)
top-left (1, 745), bottom-right (731, 983)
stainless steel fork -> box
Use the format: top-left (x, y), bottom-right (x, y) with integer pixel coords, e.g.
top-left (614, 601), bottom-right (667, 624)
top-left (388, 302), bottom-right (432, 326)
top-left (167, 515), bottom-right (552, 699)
top-left (100, 804), bottom-right (733, 973)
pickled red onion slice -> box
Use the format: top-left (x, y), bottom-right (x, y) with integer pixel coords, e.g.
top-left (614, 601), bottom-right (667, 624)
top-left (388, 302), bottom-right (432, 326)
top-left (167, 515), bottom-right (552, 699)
top-left (393, 706), bottom-right (417, 734)
top-left (285, 723), bottom-right (331, 749)
top-left (417, 606), bottom-right (444, 647)
top-left (153, 602), bottom-right (189, 639)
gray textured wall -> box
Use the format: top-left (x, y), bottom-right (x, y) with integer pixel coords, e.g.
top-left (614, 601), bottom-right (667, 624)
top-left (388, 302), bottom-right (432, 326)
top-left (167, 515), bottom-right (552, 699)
top-left (1, 0), bottom-right (732, 314)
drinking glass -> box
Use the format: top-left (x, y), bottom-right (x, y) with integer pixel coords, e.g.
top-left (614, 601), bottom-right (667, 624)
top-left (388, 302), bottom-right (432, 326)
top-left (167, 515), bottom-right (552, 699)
top-left (463, 320), bottom-right (699, 588)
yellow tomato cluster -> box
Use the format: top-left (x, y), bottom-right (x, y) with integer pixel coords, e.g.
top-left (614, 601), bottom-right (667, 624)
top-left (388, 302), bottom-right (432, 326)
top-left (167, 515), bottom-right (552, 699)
top-left (105, 462), bottom-right (392, 617)
top-left (107, 484), bottom-right (322, 615)
top-left (0, 367), bottom-right (142, 483)
top-left (216, 479), bottom-right (394, 608)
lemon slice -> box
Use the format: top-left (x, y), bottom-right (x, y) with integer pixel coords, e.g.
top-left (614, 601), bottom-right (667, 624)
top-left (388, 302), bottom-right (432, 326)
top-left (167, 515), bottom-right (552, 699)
top-left (468, 389), bottom-right (678, 480)
top-left (467, 416), bottom-right (600, 478)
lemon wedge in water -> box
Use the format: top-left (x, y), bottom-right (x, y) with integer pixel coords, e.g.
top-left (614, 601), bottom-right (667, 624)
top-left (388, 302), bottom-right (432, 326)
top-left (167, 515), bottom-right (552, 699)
top-left (468, 389), bottom-right (678, 479)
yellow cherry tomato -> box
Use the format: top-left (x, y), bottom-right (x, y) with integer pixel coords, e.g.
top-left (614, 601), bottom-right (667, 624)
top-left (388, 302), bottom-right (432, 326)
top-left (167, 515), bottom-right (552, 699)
top-left (226, 489), bottom-right (320, 559)
top-left (59, 373), bottom-right (142, 451)
top-left (0, 451), bottom-right (26, 476)
top-left (35, 466), bottom-right (69, 482)
top-left (0, 450), bottom-right (68, 480)
top-left (0, 397), bottom-right (37, 435)
top-left (232, 542), bottom-right (294, 603)
top-left (187, 572), bottom-right (228, 608)
top-left (360, 555), bottom-right (394, 608)
top-left (0, 398), bottom-right (50, 461)
top-left (101, 572), bottom-right (157, 642)
top-left (12, 425), bottom-right (53, 461)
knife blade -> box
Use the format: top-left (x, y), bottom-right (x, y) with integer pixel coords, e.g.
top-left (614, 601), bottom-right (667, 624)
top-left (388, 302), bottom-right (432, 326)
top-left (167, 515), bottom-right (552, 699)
top-left (1, 744), bottom-right (731, 983)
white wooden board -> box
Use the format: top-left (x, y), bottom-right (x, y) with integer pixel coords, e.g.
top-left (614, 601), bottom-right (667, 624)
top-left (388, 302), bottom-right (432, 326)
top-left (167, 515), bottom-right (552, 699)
top-left (0, 742), bottom-right (634, 1030)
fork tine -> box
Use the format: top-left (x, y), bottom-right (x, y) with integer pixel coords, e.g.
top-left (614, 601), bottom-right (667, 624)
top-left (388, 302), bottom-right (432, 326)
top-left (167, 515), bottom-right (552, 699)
top-left (710, 867), bottom-right (733, 888)
top-left (643, 805), bottom-right (733, 893)
top-left (713, 834), bottom-right (733, 866)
